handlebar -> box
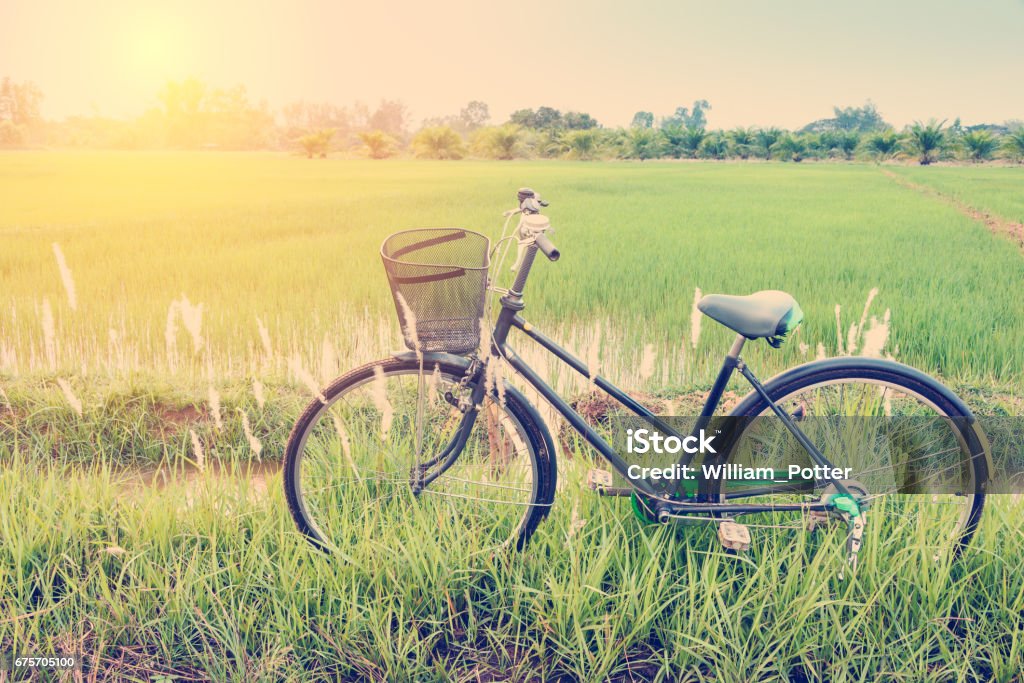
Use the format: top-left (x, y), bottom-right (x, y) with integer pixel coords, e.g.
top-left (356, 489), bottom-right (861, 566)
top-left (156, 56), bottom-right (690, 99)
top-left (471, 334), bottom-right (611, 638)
top-left (512, 186), bottom-right (560, 262)
top-left (535, 232), bottom-right (560, 261)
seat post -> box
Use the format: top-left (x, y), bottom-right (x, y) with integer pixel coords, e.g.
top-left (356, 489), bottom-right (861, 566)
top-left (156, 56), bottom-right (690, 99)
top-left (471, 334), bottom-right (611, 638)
top-left (727, 333), bottom-right (746, 359)
top-left (698, 333), bottom-right (747, 418)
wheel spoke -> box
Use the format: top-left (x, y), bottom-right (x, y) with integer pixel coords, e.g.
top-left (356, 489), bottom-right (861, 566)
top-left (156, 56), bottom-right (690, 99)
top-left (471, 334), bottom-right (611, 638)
top-left (285, 361), bottom-right (544, 553)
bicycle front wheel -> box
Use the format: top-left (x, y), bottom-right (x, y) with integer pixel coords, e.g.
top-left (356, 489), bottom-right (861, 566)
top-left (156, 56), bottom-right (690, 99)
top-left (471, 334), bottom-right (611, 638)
top-left (710, 358), bottom-right (987, 560)
top-left (283, 357), bottom-right (556, 556)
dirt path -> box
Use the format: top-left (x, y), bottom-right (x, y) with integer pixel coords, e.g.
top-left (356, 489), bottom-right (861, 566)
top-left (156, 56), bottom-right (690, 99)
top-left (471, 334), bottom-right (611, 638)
top-left (880, 168), bottom-right (1024, 250)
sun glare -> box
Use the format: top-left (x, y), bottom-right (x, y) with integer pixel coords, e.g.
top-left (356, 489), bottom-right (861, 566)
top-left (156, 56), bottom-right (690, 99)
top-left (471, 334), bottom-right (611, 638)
top-left (122, 12), bottom-right (192, 82)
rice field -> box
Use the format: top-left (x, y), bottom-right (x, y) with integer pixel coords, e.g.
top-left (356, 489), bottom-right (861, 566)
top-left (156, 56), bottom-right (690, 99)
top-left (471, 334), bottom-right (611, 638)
top-left (1, 152), bottom-right (1023, 680)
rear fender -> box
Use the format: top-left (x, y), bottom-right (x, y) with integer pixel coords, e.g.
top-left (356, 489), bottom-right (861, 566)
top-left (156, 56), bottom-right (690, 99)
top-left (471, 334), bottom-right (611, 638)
top-left (727, 356), bottom-right (994, 480)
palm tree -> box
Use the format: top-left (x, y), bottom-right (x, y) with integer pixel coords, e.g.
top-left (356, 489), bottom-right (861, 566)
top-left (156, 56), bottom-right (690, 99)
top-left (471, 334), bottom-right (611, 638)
top-left (727, 127), bottom-right (755, 159)
top-left (359, 130), bottom-right (397, 159)
top-left (680, 126), bottom-right (707, 159)
top-left (412, 126), bottom-right (465, 159)
top-left (906, 119), bottom-right (946, 165)
top-left (621, 127), bottom-right (661, 160)
top-left (560, 129), bottom-right (601, 160)
top-left (803, 133), bottom-right (825, 160)
top-left (864, 130), bottom-right (901, 160)
top-left (299, 129), bottom-right (334, 159)
top-left (756, 127), bottom-right (782, 160)
top-left (836, 131), bottom-right (860, 161)
top-left (470, 125), bottom-right (523, 160)
top-left (960, 130), bottom-right (998, 163)
top-left (774, 133), bottom-right (808, 162)
top-left (1003, 128), bottom-right (1024, 163)
top-left (659, 125), bottom-right (687, 159)
top-left (699, 132), bottom-right (728, 160)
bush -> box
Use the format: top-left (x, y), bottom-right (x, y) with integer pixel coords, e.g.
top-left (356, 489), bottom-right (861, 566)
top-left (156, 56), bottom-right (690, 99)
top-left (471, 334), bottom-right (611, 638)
top-left (469, 125), bottom-right (524, 160)
top-left (960, 130), bottom-right (998, 162)
top-left (358, 130), bottom-right (398, 159)
top-left (412, 126), bottom-right (465, 160)
top-left (1003, 128), bottom-right (1024, 163)
top-left (906, 119), bottom-right (946, 165)
top-left (298, 129), bottom-right (334, 158)
top-left (0, 120), bottom-right (26, 147)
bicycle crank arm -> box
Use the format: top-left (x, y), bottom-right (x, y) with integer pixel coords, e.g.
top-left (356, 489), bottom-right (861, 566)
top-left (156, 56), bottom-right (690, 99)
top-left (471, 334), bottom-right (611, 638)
top-left (840, 513), bottom-right (866, 580)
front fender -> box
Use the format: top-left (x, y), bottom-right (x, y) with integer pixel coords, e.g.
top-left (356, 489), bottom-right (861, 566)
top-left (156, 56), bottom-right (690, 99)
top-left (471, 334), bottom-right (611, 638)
top-left (392, 350), bottom-right (476, 371)
top-left (391, 350), bottom-right (558, 488)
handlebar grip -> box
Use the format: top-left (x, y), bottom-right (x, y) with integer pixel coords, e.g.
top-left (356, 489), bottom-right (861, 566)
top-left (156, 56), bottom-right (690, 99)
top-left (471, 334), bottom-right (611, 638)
top-left (535, 233), bottom-right (560, 261)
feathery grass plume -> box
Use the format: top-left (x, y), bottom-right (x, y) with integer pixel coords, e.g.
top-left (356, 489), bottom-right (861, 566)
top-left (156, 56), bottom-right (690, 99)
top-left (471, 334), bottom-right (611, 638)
top-left (256, 316), bottom-right (273, 359)
top-left (289, 354), bottom-right (326, 403)
top-left (395, 293), bottom-right (420, 357)
top-left (639, 344), bottom-right (656, 381)
top-left (816, 343), bottom-right (827, 360)
top-left (189, 429), bottom-right (206, 473)
top-left (834, 305), bottom-right (845, 355)
top-left (0, 344), bottom-right (16, 375)
top-left (0, 386), bottom-right (9, 411)
top-left (568, 499), bottom-right (586, 537)
top-left (479, 319), bottom-right (506, 407)
top-left (41, 297), bottom-right (57, 371)
top-left (208, 385), bottom-right (223, 431)
top-left (372, 365), bottom-right (394, 440)
top-left (165, 300), bottom-right (179, 369)
top-left (252, 379), bottom-right (266, 410)
top-left (851, 288), bottom-right (879, 353)
top-left (484, 355), bottom-right (507, 409)
top-left (428, 364), bottom-right (442, 405)
top-left (56, 378), bottom-right (83, 416)
top-left (238, 409), bottom-right (263, 457)
top-left (52, 243), bottom-right (77, 311)
top-left (690, 288), bottom-right (703, 349)
top-left (107, 327), bottom-right (126, 373)
top-left (798, 342), bottom-right (809, 356)
top-left (177, 295), bottom-right (204, 354)
top-left (320, 335), bottom-right (338, 383)
top-left (330, 414), bottom-right (360, 482)
top-left (860, 309), bottom-right (891, 358)
top-left (846, 323), bottom-right (858, 356)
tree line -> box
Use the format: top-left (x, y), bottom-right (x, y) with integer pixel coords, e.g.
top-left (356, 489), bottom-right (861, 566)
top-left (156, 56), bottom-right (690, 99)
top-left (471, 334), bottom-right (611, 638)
top-left (2, 78), bottom-right (1022, 164)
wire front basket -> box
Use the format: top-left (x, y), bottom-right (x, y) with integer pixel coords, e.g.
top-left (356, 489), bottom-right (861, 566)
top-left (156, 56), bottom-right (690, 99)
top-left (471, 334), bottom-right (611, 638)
top-left (381, 228), bottom-right (491, 355)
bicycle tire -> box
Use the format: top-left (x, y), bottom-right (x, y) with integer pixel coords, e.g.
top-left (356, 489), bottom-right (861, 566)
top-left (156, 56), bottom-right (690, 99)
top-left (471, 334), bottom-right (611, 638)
top-left (708, 357), bottom-right (987, 555)
top-left (283, 356), bottom-right (558, 553)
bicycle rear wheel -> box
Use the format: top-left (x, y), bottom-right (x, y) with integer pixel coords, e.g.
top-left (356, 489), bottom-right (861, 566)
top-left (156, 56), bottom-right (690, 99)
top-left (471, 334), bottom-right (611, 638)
top-left (709, 358), bottom-right (987, 559)
top-left (283, 357), bottom-right (557, 555)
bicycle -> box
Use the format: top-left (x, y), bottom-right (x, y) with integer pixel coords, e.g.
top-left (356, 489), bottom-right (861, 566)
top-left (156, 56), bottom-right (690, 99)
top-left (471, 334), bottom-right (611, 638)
top-left (283, 188), bottom-right (990, 571)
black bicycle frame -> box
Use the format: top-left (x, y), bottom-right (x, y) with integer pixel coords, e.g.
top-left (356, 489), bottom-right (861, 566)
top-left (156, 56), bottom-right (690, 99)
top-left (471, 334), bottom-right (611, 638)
top-left (461, 243), bottom-right (850, 517)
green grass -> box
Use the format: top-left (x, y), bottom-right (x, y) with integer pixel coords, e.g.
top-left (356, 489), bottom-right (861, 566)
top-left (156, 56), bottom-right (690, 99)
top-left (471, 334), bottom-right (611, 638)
top-left (1, 461), bottom-right (1023, 680)
top-left (1, 153), bottom-right (1022, 390)
top-left (1, 153), bottom-right (1023, 679)
top-left (888, 165), bottom-right (1024, 225)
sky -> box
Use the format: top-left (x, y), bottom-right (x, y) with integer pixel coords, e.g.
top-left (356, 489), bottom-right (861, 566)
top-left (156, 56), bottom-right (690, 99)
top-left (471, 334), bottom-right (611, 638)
top-left (1, 0), bottom-right (1022, 129)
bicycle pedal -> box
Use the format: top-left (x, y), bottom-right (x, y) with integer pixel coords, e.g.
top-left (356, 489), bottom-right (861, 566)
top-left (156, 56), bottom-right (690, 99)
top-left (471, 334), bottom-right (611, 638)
top-left (586, 469), bottom-right (614, 491)
top-left (718, 521), bottom-right (751, 552)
